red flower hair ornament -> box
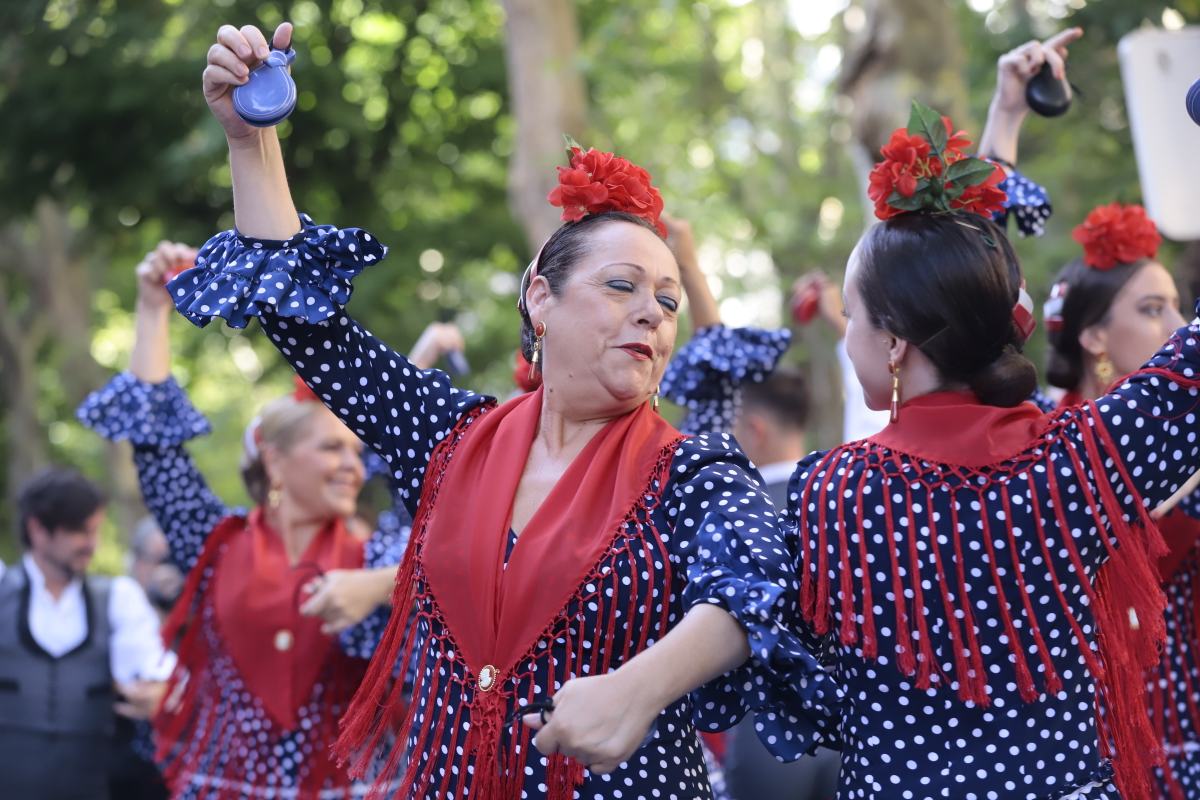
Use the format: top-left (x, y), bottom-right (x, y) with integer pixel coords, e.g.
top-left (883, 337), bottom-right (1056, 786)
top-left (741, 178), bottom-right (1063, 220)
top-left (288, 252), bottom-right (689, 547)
top-left (519, 138), bottom-right (666, 315)
top-left (867, 101), bottom-right (1007, 222)
top-left (866, 102), bottom-right (1036, 341)
top-left (1072, 202), bottom-right (1161, 270)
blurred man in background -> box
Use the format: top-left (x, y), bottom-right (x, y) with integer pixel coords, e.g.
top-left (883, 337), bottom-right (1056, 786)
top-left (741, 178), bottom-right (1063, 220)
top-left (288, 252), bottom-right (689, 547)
top-left (0, 467), bottom-right (174, 800)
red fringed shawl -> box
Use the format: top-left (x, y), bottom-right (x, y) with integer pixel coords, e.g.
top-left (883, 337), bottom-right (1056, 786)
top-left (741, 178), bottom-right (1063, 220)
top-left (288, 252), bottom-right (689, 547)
top-left (1145, 510), bottom-right (1200, 799)
top-left (337, 388), bottom-right (684, 800)
top-left (156, 510), bottom-right (366, 800)
top-left (794, 392), bottom-right (1169, 800)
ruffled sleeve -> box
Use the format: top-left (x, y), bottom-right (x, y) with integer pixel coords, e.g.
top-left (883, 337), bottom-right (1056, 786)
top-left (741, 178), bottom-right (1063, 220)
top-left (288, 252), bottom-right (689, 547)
top-left (992, 167), bottom-right (1052, 238)
top-left (169, 214), bottom-right (386, 329)
top-left (76, 372), bottom-right (211, 447)
top-left (660, 325), bottom-right (792, 435)
top-left (76, 373), bottom-right (229, 573)
top-left (666, 433), bottom-right (841, 760)
top-left (172, 215), bottom-right (489, 519)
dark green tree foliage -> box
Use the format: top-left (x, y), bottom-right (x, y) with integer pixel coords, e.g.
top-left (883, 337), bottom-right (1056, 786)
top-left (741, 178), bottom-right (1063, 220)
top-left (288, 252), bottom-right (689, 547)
top-left (1, 0), bottom-right (1196, 566)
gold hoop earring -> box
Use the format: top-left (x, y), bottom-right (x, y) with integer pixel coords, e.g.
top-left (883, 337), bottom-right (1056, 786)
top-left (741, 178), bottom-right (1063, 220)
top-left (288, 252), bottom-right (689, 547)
top-left (529, 320), bottom-right (547, 381)
top-left (1095, 353), bottom-right (1115, 386)
top-left (889, 361), bottom-right (901, 424)
top-left (652, 386), bottom-right (660, 412)
top-left (267, 484), bottom-right (282, 509)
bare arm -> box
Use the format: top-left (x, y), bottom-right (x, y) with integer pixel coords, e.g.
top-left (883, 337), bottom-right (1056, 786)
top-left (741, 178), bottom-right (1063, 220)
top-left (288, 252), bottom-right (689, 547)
top-left (663, 214), bottom-right (720, 331)
top-left (202, 22), bottom-right (302, 240)
top-left (977, 28), bottom-right (1082, 166)
top-left (523, 605), bottom-right (748, 773)
top-left (130, 242), bottom-right (196, 384)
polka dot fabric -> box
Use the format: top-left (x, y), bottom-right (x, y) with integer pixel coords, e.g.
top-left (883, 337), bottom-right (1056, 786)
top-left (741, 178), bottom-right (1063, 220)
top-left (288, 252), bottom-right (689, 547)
top-left (783, 311), bottom-right (1200, 800)
top-left (660, 324), bottom-right (792, 435)
top-left (77, 373), bottom-right (408, 798)
top-left (174, 219), bottom-right (828, 798)
top-left (993, 168), bottom-right (1052, 238)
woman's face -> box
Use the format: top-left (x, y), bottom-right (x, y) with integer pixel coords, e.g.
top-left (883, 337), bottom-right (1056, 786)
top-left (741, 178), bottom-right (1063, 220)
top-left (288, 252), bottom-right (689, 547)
top-left (527, 221), bottom-right (681, 418)
top-left (1083, 261), bottom-right (1185, 376)
top-left (267, 406), bottom-right (365, 521)
top-left (843, 245), bottom-right (894, 411)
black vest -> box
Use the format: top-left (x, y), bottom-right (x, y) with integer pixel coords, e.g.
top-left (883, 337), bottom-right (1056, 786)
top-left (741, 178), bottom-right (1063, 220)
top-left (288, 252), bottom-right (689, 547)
top-left (0, 565), bottom-right (115, 800)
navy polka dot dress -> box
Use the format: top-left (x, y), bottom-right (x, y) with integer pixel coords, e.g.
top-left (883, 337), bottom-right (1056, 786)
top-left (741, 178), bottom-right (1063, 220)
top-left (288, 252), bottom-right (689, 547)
top-left (781, 312), bottom-right (1200, 800)
top-left (76, 372), bottom-right (408, 798)
top-left (167, 217), bottom-right (834, 799)
top-left (993, 168), bottom-right (1052, 237)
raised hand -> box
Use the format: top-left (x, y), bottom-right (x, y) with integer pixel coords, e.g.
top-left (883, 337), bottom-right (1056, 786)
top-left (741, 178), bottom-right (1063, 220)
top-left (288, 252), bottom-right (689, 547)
top-left (202, 22), bottom-right (293, 141)
top-left (993, 27), bottom-right (1083, 116)
top-left (408, 322), bottom-right (467, 371)
top-left (136, 241), bottom-right (198, 313)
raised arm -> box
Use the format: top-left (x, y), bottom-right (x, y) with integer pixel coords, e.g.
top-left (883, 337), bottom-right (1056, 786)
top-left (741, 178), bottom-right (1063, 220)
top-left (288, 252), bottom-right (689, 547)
top-left (181, 22), bottom-right (490, 512)
top-left (202, 22), bottom-right (302, 240)
top-left (77, 243), bottom-right (229, 572)
top-left (977, 28), bottom-right (1082, 167)
top-left (658, 215), bottom-right (790, 434)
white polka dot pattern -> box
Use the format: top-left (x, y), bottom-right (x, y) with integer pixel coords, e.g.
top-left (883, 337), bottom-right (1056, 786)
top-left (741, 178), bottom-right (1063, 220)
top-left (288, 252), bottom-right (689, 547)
top-left (172, 219), bottom-right (829, 798)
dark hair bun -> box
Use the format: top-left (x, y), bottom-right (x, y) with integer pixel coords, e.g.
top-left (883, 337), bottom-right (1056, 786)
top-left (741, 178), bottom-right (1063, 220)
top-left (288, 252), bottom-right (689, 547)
top-left (969, 346), bottom-right (1038, 407)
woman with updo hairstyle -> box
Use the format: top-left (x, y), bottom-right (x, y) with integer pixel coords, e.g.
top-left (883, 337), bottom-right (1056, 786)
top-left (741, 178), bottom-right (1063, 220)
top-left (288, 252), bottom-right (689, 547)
top-left (545, 103), bottom-right (1200, 800)
top-left (173, 19), bottom-right (826, 800)
top-left (77, 241), bottom-right (426, 799)
top-left (1041, 202), bottom-right (1200, 799)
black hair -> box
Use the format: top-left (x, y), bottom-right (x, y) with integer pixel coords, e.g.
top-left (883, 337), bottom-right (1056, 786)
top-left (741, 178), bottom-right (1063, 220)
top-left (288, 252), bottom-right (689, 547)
top-left (855, 212), bottom-right (1037, 407)
top-left (16, 467), bottom-right (106, 548)
top-left (1044, 257), bottom-right (1150, 391)
top-left (518, 211), bottom-right (662, 361)
top-left (740, 367), bottom-right (809, 432)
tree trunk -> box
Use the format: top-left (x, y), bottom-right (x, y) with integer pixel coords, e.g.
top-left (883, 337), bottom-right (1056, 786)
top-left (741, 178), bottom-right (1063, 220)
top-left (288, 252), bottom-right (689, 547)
top-left (0, 199), bottom-right (143, 555)
top-left (499, 0), bottom-right (588, 253)
top-left (839, 0), bottom-right (970, 224)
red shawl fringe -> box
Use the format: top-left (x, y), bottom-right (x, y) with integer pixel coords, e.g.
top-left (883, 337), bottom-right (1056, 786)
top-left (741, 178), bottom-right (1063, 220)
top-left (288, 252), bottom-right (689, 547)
top-left (336, 406), bottom-right (684, 800)
top-left (155, 516), bottom-right (364, 800)
top-left (796, 402), bottom-right (1171, 800)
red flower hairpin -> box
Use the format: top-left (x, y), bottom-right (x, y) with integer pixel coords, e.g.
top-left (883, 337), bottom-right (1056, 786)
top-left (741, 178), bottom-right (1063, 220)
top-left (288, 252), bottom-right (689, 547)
top-left (1072, 203), bottom-right (1161, 270)
top-left (867, 101), bottom-right (1007, 221)
top-left (547, 137), bottom-right (666, 237)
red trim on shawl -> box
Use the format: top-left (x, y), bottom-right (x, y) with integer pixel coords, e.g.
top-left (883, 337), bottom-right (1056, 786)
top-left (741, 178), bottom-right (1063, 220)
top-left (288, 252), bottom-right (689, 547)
top-left (337, 396), bottom-right (686, 800)
top-left (156, 512), bottom-right (366, 800)
top-left (795, 390), bottom-right (1172, 800)
top-left (422, 386), bottom-right (682, 681)
top-left (869, 391), bottom-right (1050, 466)
top-left (212, 508), bottom-right (362, 729)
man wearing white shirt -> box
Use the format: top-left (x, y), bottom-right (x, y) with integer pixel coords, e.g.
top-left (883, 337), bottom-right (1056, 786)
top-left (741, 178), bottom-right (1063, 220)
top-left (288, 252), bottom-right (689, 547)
top-left (0, 468), bottom-right (175, 800)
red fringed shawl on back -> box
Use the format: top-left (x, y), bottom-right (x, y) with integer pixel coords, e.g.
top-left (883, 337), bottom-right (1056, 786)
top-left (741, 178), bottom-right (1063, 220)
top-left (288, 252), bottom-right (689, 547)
top-left (793, 392), bottom-right (1169, 800)
top-left (337, 388), bottom-right (684, 800)
top-left (156, 511), bottom-right (366, 800)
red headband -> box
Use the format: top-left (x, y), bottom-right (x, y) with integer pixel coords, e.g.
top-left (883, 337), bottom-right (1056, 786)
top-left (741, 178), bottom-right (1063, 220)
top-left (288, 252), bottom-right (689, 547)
top-left (1072, 202), bottom-right (1161, 270)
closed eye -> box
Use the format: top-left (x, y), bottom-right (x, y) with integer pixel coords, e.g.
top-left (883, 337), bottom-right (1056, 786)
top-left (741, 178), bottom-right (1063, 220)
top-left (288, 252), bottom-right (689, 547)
top-left (658, 295), bottom-right (679, 312)
top-left (606, 279), bottom-right (635, 292)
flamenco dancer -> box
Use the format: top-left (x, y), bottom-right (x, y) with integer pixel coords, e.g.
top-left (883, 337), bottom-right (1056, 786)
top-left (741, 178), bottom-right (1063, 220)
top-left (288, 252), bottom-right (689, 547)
top-left (1041, 203), bottom-right (1200, 798)
top-left (171, 20), bottom-right (828, 800)
top-left (535, 103), bottom-right (1200, 800)
top-left (77, 242), bottom-right (412, 799)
